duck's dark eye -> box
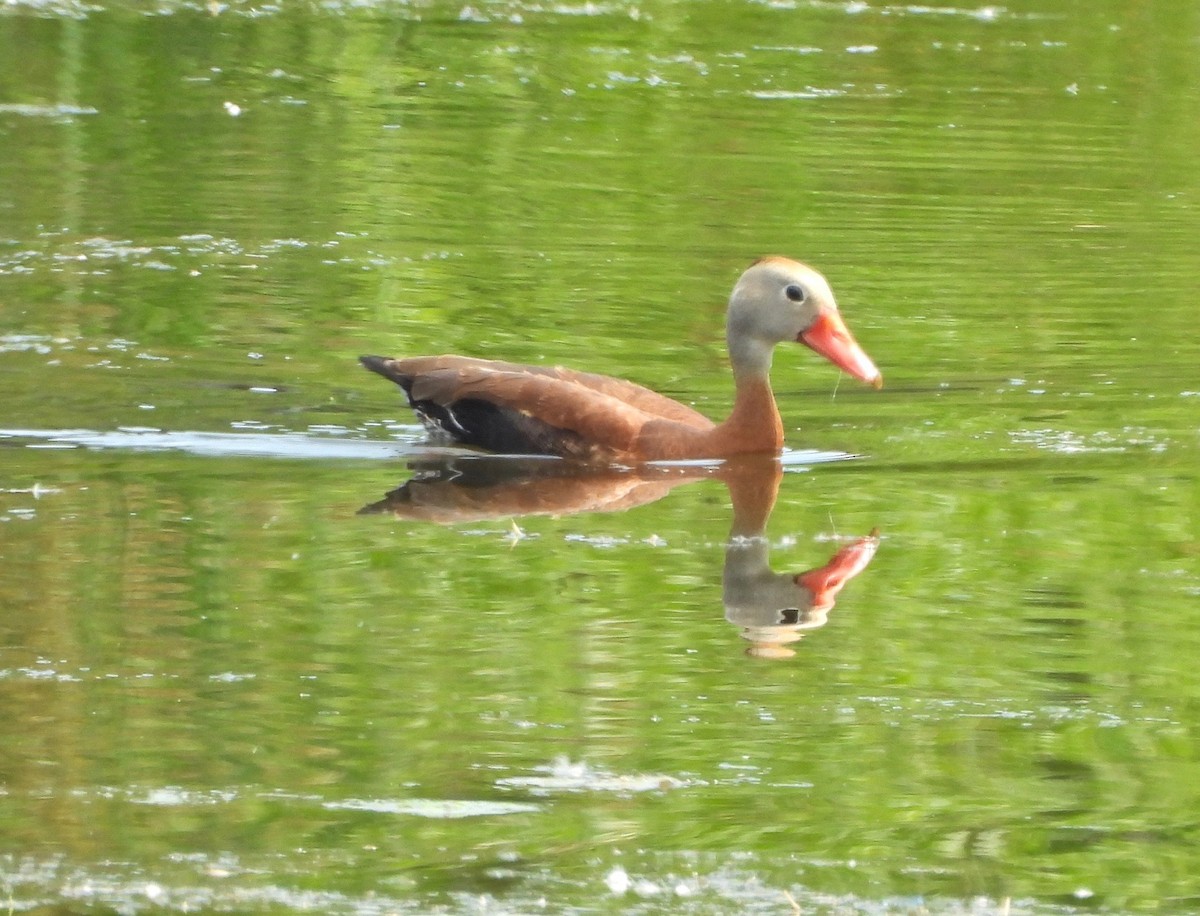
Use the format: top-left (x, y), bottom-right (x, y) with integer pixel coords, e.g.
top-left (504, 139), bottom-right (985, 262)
top-left (785, 284), bottom-right (805, 303)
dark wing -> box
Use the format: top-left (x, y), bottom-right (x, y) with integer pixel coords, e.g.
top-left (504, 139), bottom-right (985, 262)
top-left (378, 355), bottom-right (712, 428)
top-left (360, 355), bottom-right (709, 460)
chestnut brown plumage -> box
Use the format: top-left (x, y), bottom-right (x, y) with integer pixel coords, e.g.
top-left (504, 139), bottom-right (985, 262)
top-left (361, 257), bottom-right (881, 462)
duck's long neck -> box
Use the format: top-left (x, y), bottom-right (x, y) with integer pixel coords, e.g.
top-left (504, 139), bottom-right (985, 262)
top-left (712, 335), bottom-right (784, 454)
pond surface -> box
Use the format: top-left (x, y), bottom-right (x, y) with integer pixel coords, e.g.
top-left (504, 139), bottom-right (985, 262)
top-left (2, 0), bottom-right (1199, 913)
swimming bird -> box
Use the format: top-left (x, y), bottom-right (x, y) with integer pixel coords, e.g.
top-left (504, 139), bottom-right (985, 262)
top-left (360, 257), bottom-right (881, 463)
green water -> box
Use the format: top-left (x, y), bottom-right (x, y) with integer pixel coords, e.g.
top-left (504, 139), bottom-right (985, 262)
top-left (2, 0), bottom-right (1198, 913)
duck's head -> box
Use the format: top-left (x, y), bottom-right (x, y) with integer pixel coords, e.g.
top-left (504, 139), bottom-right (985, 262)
top-left (727, 256), bottom-right (882, 388)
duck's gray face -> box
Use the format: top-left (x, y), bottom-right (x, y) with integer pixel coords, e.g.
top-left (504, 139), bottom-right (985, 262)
top-left (730, 257), bottom-right (882, 387)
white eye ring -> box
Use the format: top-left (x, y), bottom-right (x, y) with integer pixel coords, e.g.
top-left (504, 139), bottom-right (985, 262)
top-left (785, 284), bottom-right (805, 303)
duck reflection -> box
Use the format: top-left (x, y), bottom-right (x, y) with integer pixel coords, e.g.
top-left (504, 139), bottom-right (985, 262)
top-left (358, 456), bottom-right (699, 521)
top-left (360, 454), bottom-right (878, 657)
top-left (722, 460), bottom-right (878, 659)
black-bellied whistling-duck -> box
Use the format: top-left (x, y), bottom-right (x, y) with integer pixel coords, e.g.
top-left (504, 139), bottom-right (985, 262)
top-left (360, 257), bottom-right (882, 463)
top-left (722, 460), bottom-right (880, 658)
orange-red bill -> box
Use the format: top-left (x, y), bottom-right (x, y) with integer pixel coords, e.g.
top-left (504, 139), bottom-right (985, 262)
top-left (794, 530), bottom-right (880, 612)
top-left (799, 310), bottom-right (883, 389)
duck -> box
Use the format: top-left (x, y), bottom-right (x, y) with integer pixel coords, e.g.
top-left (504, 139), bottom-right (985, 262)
top-left (360, 257), bottom-right (882, 463)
